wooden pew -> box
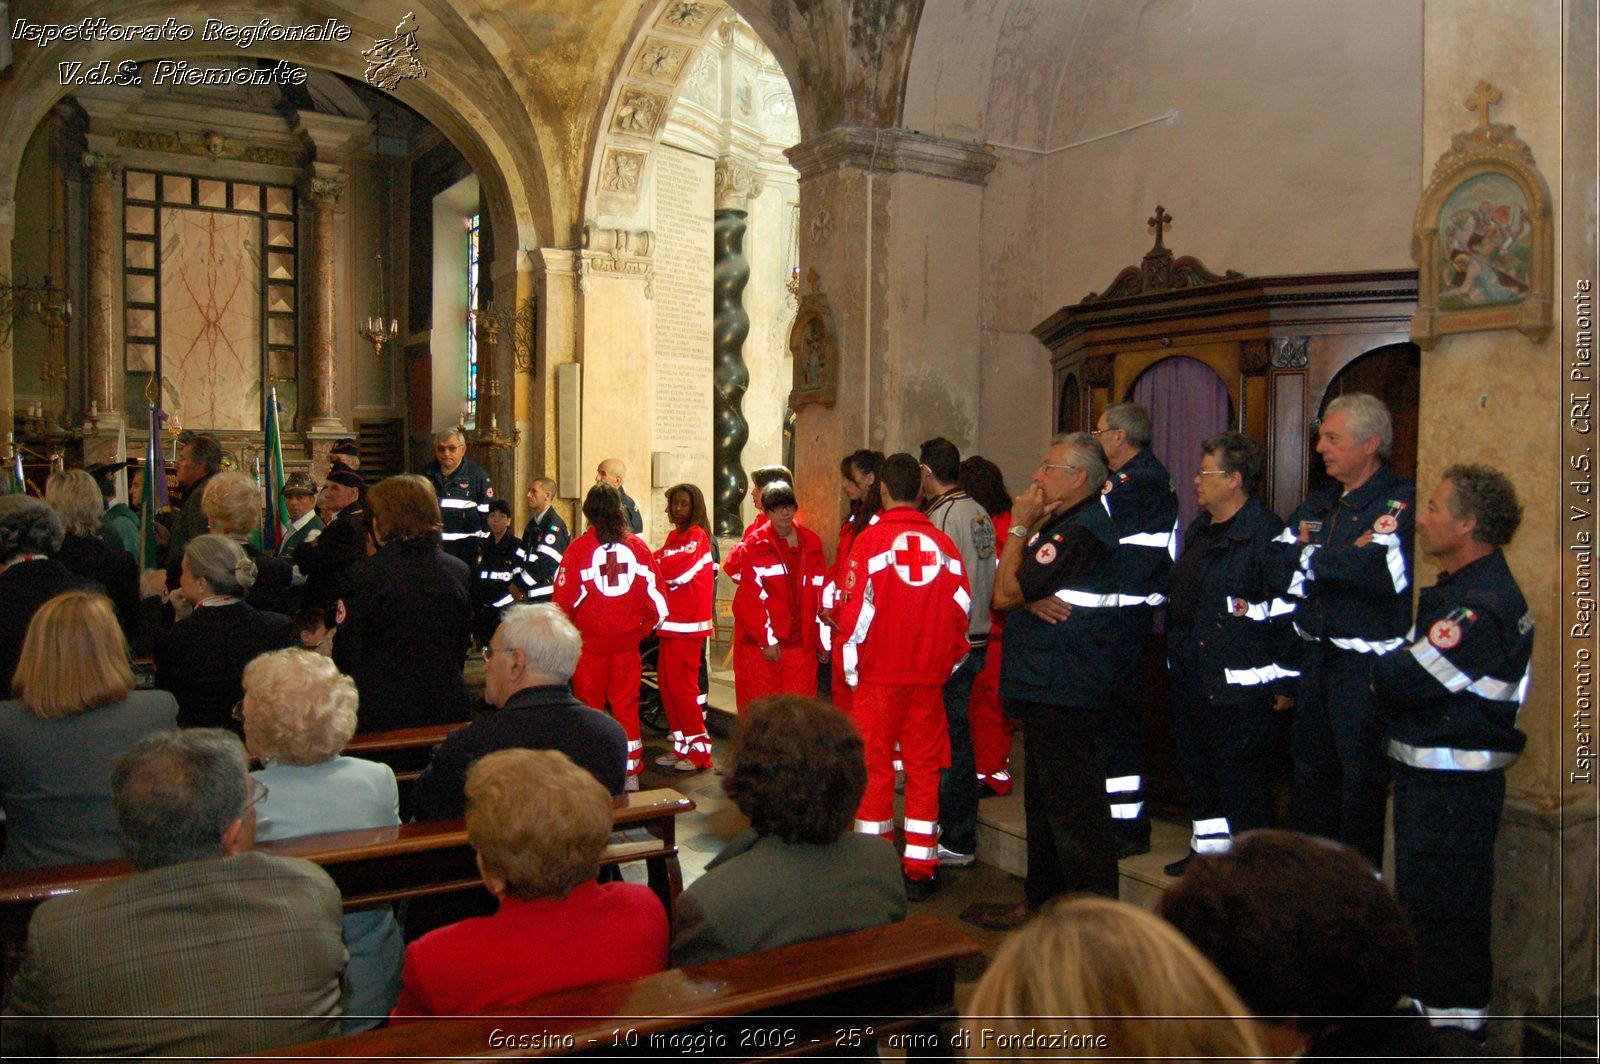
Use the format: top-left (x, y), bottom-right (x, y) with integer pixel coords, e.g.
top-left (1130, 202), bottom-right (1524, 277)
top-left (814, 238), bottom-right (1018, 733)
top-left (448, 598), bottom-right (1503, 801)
top-left (270, 915), bottom-right (982, 1061)
top-left (340, 722), bottom-right (468, 820)
top-left (0, 789), bottom-right (693, 1007)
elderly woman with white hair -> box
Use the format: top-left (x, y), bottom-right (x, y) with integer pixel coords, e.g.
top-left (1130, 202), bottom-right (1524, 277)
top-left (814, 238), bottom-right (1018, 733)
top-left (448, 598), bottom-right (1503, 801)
top-left (153, 534), bottom-right (293, 731)
top-left (46, 468), bottom-right (140, 633)
top-left (241, 647), bottom-right (402, 1032)
top-left (0, 495), bottom-right (82, 688)
top-left (201, 470), bottom-right (296, 615)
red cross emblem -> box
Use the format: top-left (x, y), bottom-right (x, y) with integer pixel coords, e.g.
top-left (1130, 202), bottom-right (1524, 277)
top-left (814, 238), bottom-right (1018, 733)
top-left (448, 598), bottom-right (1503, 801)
top-left (1428, 618), bottom-right (1462, 650)
top-left (891, 532), bottom-right (939, 587)
top-left (1373, 514), bottom-right (1398, 535)
top-left (1230, 597), bottom-right (1249, 617)
top-left (592, 546), bottom-right (635, 596)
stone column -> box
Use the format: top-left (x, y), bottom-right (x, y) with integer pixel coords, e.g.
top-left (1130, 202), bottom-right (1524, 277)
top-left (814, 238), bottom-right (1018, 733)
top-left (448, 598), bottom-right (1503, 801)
top-left (82, 151), bottom-right (122, 420)
top-left (0, 196), bottom-right (14, 439)
top-left (304, 174), bottom-right (346, 434)
top-left (711, 156), bottom-right (764, 537)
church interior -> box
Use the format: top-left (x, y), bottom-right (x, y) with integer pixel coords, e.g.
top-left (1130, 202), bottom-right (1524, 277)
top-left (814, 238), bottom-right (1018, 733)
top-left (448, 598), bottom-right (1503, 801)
top-left (0, 0), bottom-right (1594, 1053)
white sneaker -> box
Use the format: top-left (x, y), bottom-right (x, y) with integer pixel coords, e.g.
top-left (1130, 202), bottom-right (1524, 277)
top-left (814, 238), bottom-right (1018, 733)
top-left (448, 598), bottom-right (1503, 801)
top-left (937, 845), bottom-right (976, 868)
top-left (654, 753), bottom-right (683, 768)
top-left (673, 759), bottom-right (703, 773)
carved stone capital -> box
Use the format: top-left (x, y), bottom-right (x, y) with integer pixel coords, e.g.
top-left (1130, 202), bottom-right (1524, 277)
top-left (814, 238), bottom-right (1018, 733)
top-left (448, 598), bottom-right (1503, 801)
top-left (784, 127), bottom-right (998, 186)
top-left (305, 175), bottom-right (347, 205)
top-left (578, 225), bottom-right (655, 299)
top-left (80, 151), bottom-right (123, 180)
top-left (713, 156), bottom-right (766, 211)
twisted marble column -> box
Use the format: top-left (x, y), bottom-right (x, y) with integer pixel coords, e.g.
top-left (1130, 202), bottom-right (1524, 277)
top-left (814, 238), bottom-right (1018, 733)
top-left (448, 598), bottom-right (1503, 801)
top-left (711, 157), bottom-right (763, 537)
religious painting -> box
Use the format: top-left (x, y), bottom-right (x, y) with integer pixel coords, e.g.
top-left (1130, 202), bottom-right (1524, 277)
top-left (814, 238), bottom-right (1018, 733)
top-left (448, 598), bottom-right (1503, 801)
top-left (1411, 83), bottom-right (1551, 349)
top-left (160, 208), bottom-right (263, 430)
top-left (788, 268), bottom-right (838, 409)
top-left (1436, 174), bottom-right (1532, 310)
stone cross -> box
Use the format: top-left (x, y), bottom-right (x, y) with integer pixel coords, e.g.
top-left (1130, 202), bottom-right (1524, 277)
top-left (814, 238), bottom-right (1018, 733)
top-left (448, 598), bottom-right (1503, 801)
top-left (1148, 205), bottom-right (1173, 248)
top-left (1465, 80), bottom-right (1501, 128)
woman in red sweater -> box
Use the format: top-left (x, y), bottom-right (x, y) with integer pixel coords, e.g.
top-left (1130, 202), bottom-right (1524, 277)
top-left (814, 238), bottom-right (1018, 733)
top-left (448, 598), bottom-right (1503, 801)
top-left (553, 484), bottom-right (666, 784)
top-left (391, 749), bottom-right (667, 1019)
top-left (652, 484), bottom-right (716, 770)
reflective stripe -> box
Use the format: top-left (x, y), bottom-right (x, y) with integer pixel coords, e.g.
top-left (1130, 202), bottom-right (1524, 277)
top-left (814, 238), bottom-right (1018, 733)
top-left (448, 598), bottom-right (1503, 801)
top-left (538, 544), bottom-right (564, 563)
top-left (479, 570), bottom-right (516, 581)
top-left (666, 553), bottom-right (713, 587)
top-left (659, 619), bottom-right (713, 634)
top-left (1387, 739), bottom-right (1518, 772)
top-left (1193, 835), bottom-right (1232, 854)
top-left (1193, 817), bottom-right (1230, 836)
top-left (1296, 622), bottom-right (1405, 654)
top-left (1420, 1005), bottom-right (1487, 1032)
top-left (1105, 775), bottom-right (1141, 794)
top-left (903, 843), bottom-right (939, 861)
top-left (1272, 526), bottom-right (1297, 545)
top-left (1408, 642), bottom-right (1528, 703)
top-left (892, 759), bottom-right (904, 772)
top-left (841, 590), bottom-right (877, 687)
top-left (751, 564), bottom-right (787, 578)
top-left (1223, 663), bottom-right (1301, 686)
top-left (626, 739), bottom-right (643, 751)
top-left (1054, 589), bottom-right (1119, 608)
top-left (526, 586), bottom-right (553, 600)
top-left (476, 503), bottom-right (490, 513)
top-left (1120, 530), bottom-right (1173, 549)
top-left (1229, 595), bottom-right (1298, 622)
top-left (439, 498), bottom-right (478, 510)
top-left (441, 531), bottom-right (483, 541)
top-left (954, 586), bottom-right (971, 614)
top-left (855, 818), bottom-right (894, 835)
top-left (903, 817), bottom-right (939, 835)
top-left (491, 593), bottom-right (513, 607)
top-left (1370, 530), bottom-right (1409, 594)
top-left (1287, 567), bottom-right (1310, 599)
top-left (1108, 802), bottom-right (1144, 820)
top-left (1117, 592), bottom-right (1167, 607)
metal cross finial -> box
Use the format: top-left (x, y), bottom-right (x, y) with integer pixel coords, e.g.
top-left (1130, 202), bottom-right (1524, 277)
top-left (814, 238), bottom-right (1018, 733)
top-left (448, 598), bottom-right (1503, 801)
top-left (1465, 80), bottom-right (1501, 128)
top-left (1148, 205), bottom-right (1173, 249)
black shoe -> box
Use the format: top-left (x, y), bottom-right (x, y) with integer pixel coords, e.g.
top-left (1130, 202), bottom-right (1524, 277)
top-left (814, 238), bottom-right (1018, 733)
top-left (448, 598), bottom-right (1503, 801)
top-left (970, 901), bottom-right (1032, 930)
top-left (1115, 839), bottom-right (1151, 860)
top-left (904, 872), bottom-right (940, 902)
top-left (1163, 851), bottom-right (1195, 878)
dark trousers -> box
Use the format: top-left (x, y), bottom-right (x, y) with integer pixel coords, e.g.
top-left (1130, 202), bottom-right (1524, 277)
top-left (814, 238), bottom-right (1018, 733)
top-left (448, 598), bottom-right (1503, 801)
top-left (1291, 646), bottom-right (1391, 869)
top-left (1015, 701), bottom-right (1119, 907)
top-left (1169, 634), bottom-right (1278, 845)
top-left (937, 643), bottom-right (987, 855)
top-left (1104, 609), bottom-right (1153, 845)
top-left (1393, 764), bottom-right (1505, 1012)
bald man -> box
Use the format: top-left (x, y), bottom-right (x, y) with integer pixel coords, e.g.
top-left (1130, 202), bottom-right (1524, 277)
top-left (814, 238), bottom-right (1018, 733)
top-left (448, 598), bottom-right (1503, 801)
top-left (596, 459), bottom-right (644, 535)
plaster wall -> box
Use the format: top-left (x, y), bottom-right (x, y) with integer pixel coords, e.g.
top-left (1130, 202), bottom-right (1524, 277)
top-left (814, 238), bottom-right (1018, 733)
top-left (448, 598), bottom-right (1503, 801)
top-left (431, 174), bottom-right (479, 436)
top-left (959, 0), bottom-right (1423, 475)
top-left (577, 271), bottom-right (655, 531)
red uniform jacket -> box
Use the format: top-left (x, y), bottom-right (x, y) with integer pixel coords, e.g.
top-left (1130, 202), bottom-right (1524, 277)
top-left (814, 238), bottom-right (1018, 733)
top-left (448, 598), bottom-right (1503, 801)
top-left (837, 506), bottom-right (971, 687)
top-left (553, 529), bottom-right (667, 653)
top-left (653, 525), bottom-right (715, 639)
top-left (724, 521), bottom-right (826, 651)
top-left (821, 513), bottom-right (879, 652)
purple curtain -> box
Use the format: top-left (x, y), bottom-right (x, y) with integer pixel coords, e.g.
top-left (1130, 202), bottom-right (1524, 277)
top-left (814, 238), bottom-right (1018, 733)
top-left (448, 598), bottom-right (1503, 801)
top-left (1130, 356), bottom-right (1232, 555)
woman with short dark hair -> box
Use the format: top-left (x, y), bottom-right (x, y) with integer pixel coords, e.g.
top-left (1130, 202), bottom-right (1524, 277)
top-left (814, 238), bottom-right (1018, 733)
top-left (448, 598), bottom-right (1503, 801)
top-left (0, 495), bottom-right (82, 687)
top-left (670, 696), bottom-right (905, 966)
top-left (332, 475), bottom-right (474, 732)
top-left (1162, 432), bottom-right (1297, 876)
top-left (652, 483), bottom-right (716, 771)
top-left (959, 455), bottom-right (1017, 797)
top-left (822, 450), bottom-right (883, 714)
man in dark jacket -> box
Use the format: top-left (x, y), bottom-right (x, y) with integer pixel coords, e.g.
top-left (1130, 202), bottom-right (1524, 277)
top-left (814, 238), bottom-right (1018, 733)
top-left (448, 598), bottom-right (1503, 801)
top-left (165, 433), bottom-right (221, 588)
top-left (293, 470), bottom-right (366, 614)
top-left (979, 432), bottom-right (1121, 929)
top-left (596, 458), bottom-right (643, 535)
top-left (1266, 392), bottom-right (1415, 870)
top-left (423, 429), bottom-right (493, 567)
top-left (1372, 464), bottom-right (1531, 1035)
top-left (413, 603), bottom-right (628, 819)
top-left (516, 476), bottom-right (570, 602)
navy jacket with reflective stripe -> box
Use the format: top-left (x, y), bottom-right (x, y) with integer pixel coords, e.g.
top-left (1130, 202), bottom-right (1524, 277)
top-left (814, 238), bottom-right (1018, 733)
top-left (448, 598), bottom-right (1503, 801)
top-left (1105, 447), bottom-right (1178, 601)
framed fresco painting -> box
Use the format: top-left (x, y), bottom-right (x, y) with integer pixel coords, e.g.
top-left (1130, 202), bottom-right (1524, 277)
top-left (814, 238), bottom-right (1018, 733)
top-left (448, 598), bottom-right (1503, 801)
top-left (789, 268), bottom-right (838, 408)
top-left (1411, 83), bottom-right (1552, 349)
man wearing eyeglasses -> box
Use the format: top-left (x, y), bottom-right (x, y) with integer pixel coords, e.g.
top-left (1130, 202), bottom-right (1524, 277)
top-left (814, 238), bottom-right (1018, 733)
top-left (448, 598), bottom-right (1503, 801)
top-left (975, 432), bottom-right (1123, 930)
top-left (1092, 403), bottom-right (1179, 859)
top-left (4, 729), bottom-right (347, 1058)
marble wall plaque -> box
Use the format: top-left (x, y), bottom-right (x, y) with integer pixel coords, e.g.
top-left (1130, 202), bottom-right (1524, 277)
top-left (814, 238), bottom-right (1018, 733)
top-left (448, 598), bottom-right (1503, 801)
top-left (160, 208), bottom-right (262, 430)
top-left (650, 147), bottom-right (715, 539)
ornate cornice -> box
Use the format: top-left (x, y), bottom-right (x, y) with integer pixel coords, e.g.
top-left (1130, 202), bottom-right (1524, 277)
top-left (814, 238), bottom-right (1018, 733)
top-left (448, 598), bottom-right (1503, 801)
top-left (578, 225), bottom-right (655, 299)
top-left (784, 126), bottom-right (997, 185)
top-left (113, 129), bottom-right (304, 169)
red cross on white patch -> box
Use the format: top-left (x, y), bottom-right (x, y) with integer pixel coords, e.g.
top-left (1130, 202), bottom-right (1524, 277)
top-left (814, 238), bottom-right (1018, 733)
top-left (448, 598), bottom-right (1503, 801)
top-left (1373, 514), bottom-right (1398, 534)
top-left (592, 545), bottom-right (635, 596)
top-left (1428, 618), bottom-right (1462, 650)
top-left (891, 531), bottom-right (940, 587)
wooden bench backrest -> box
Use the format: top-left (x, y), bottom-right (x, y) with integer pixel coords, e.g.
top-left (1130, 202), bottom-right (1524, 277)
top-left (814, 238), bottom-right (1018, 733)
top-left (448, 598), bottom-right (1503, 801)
top-left (269, 915), bottom-right (981, 1060)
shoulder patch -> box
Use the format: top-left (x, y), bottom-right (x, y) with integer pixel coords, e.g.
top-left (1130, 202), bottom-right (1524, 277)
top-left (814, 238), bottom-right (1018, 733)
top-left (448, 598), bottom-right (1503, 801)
top-left (1035, 542), bottom-right (1058, 565)
top-left (1230, 597), bottom-right (1249, 617)
top-left (486, 486), bottom-right (495, 498)
top-left (973, 514), bottom-right (996, 560)
top-left (1427, 618), bottom-right (1462, 650)
top-left (1372, 514), bottom-right (1398, 535)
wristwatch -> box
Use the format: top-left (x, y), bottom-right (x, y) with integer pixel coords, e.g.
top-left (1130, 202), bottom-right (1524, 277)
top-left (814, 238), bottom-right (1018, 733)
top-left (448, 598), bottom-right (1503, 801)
top-left (1008, 524), bottom-right (1030, 540)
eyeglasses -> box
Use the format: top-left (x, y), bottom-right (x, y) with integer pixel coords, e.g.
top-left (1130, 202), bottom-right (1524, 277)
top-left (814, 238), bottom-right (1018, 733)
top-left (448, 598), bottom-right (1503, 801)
top-left (1194, 469), bottom-right (1233, 480)
top-left (1037, 462), bottom-right (1079, 473)
top-left (1091, 427), bottom-right (1122, 438)
top-left (483, 643), bottom-right (499, 660)
top-left (246, 778), bottom-right (269, 811)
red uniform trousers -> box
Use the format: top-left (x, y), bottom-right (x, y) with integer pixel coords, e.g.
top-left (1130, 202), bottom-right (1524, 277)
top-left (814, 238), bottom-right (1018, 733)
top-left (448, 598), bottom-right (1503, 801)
top-left (657, 636), bottom-right (713, 767)
top-left (572, 648), bottom-right (644, 776)
top-left (853, 681), bottom-right (948, 880)
top-left (968, 629), bottom-right (1017, 796)
top-left (733, 641), bottom-right (817, 713)
top-left (829, 650), bottom-right (854, 713)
